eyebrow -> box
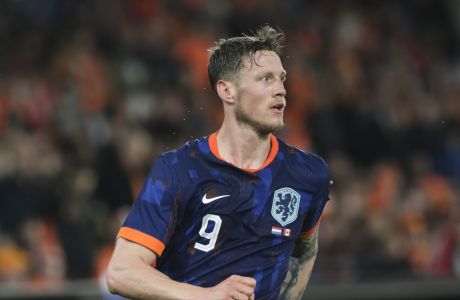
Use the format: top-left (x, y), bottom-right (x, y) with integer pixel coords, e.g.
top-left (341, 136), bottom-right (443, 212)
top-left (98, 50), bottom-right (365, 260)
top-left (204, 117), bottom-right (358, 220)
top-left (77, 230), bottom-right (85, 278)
top-left (259, 70), bottom-right (287, 77)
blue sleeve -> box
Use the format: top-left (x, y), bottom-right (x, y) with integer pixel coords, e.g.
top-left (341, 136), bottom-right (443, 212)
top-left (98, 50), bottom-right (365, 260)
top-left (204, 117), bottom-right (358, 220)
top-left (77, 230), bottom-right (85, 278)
top-left (301, 156), bottom-right (330, 236)
top-left (118, 154), bottom-right (181, 256)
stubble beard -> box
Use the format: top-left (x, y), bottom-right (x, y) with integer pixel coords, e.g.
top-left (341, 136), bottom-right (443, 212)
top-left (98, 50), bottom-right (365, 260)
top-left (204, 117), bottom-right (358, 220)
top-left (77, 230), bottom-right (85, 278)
top-left (234, 102), bottom-right (285, 138)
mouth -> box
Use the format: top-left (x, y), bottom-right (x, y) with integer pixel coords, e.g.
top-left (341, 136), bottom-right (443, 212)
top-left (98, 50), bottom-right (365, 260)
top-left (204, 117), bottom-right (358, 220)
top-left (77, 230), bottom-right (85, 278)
top-left (270, 103), bottom-right (285, 113)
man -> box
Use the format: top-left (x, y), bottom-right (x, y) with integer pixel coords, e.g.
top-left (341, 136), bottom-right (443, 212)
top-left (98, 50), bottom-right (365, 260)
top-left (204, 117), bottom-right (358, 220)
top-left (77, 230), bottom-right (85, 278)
top-left (107, 25), bottom-right (330, 300)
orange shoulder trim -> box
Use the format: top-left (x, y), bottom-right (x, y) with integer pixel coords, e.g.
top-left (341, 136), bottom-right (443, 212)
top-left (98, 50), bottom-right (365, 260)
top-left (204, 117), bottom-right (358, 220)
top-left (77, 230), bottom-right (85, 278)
top-left (299, 216), bottom-right (322, 238)
top-left (117, 227), bottom-right (165, 256)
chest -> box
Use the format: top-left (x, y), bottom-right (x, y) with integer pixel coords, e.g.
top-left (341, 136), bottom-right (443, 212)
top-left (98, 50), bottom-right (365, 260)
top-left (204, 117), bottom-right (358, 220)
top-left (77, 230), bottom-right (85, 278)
top-left (181, 168), bottom-right (316, 243)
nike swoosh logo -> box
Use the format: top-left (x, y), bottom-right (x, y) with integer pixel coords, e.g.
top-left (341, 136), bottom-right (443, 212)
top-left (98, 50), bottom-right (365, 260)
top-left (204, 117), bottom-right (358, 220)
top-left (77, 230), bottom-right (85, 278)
top-left (202, 194), bottom-right (230, 204)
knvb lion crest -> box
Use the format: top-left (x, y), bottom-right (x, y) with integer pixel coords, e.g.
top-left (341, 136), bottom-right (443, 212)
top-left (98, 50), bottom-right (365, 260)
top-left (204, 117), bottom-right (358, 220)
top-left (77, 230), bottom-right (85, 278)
top-left (271, 187), bottom-right (300, 226)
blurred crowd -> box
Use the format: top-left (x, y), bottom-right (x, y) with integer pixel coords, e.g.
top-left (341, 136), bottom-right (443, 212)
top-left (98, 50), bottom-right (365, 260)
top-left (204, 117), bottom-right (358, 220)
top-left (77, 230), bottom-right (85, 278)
top-left (0, 0), bottom-right (459, 288)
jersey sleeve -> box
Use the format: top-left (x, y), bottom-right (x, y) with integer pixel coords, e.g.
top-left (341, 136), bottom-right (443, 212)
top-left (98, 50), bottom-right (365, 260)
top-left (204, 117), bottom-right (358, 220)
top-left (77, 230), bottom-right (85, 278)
top-left (300, 156), bottom-right (331, 238)
top-left (117, 155), bottom-right (181, 256)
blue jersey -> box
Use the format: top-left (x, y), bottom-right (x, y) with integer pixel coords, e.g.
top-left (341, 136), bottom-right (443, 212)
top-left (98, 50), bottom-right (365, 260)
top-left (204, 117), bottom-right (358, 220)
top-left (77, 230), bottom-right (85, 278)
top-left (118, 132), bottom-right (330, 299)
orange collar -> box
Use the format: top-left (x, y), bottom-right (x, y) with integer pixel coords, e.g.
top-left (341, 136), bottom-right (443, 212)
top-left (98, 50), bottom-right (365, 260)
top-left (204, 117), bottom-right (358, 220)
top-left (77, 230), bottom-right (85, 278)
top-left (208, 132), bottom-right (279, 173)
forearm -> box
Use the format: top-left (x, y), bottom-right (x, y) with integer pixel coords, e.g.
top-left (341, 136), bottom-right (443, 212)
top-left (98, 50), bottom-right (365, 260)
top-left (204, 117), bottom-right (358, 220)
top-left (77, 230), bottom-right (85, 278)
top-left (107, 239), bottom-right (205, 300)
top-left (279, 227), bottom-right (319, 300)
top-left (107, 238), bottom-right (256, 300)
top-left (107, 258), bottom-right (203, 300)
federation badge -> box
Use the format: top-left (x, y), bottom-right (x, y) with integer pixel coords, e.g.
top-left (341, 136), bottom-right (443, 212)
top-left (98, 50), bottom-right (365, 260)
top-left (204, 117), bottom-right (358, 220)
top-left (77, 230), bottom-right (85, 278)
top-left (271, 187), bottom-right (300, 226)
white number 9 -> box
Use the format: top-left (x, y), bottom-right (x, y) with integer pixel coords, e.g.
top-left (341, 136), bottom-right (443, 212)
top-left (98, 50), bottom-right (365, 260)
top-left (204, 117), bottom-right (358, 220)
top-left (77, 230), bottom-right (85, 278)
top-left (194, 214), bottom-right (222, 252)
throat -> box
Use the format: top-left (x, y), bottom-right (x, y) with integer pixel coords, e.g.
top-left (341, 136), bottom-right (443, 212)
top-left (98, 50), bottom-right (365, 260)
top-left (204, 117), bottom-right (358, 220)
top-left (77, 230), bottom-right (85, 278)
top-left (215, 130), bottom-right (273, 171)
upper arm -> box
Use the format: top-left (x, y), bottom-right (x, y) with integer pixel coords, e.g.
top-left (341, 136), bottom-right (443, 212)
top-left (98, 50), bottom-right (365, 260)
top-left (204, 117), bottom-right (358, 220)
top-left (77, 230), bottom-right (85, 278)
top-left (292, 225), bottom-right (319, 260)
top-left (106, 233), bottom-right (177, 297)
top-left (109, 237), bottom-right (158, 271)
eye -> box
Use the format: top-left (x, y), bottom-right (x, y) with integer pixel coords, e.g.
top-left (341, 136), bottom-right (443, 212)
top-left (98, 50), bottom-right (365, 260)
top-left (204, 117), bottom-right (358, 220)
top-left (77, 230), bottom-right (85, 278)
top-left (262, 74), bottom-right (274, 81)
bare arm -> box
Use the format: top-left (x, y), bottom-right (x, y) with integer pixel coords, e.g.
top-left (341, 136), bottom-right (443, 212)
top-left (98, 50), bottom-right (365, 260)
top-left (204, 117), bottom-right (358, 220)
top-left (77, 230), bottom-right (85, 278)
top-left (279, 226), bottom-right (319, 300)
top-left (106, 237), bottom-right (256, 300)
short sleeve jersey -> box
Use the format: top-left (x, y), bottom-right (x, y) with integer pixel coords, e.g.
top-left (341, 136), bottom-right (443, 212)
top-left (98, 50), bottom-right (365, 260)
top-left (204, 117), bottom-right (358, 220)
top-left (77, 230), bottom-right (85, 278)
top-left (118, 132), bottom-right (330, 299)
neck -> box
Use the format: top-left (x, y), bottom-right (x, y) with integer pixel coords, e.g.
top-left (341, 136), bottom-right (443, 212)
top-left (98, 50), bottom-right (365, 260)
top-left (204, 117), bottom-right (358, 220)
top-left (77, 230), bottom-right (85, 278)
top-left (216, 120), bottom-right (272, 170)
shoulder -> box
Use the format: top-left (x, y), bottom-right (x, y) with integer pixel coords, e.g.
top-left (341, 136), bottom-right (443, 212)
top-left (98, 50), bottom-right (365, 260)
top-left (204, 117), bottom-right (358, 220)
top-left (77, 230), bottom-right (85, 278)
top-left (276, 138), bottom-right (330, 188)
top-left (155, 135), bottom-right (210, 167)
top-left (277, 138), bottom-right (331, 201)
top-left (277, 138), bottom-right (329, 173)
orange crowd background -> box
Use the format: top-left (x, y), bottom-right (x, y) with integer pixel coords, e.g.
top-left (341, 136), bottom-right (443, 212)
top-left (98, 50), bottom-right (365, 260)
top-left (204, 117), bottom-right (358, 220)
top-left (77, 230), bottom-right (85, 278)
top-left (0, 0), bottom-right (459, 288)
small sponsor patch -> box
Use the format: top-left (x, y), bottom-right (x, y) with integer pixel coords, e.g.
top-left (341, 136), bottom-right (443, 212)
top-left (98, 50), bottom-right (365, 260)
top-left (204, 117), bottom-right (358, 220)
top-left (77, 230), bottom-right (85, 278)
top-left (271, 226), bottom-right (282, 235)
top-left (283, 228), bottom-right (291, 237)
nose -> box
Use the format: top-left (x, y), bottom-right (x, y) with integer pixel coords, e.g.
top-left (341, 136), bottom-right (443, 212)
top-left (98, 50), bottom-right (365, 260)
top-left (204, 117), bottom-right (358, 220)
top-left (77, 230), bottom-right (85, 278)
top-left (275, 79), bottom-right (286, 98)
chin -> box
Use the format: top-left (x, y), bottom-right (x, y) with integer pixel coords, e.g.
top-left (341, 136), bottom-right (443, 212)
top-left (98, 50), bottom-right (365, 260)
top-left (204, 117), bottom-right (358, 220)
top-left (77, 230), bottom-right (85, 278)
top-left (255, 122), bottom-right (284, 136)
top-left (235, 108), bottom-right (284, 135)
top-left (268, 118), bottom-right (285, 131)
top-left (272, 122), bottom-right (285, 132)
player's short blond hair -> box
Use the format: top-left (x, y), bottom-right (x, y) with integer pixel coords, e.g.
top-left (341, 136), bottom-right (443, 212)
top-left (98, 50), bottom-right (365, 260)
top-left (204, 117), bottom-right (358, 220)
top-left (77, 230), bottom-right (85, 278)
top-left (208, 25), bottom-right (285, 91)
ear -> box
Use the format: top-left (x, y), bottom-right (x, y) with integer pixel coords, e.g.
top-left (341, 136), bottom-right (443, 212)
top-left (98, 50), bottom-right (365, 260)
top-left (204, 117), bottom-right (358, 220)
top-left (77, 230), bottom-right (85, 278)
top-left (216, 80), bottom-right (236, 104)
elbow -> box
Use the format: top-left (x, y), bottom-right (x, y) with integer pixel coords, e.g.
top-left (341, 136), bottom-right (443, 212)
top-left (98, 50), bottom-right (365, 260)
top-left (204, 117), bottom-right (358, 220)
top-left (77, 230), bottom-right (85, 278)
top-left (106, 263), bottom-right (123, 295)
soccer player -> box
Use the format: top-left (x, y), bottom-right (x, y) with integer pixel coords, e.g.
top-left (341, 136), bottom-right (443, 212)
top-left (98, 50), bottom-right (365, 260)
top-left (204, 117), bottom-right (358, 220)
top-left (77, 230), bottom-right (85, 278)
top-left (106, 25), bottom-right (330, 300)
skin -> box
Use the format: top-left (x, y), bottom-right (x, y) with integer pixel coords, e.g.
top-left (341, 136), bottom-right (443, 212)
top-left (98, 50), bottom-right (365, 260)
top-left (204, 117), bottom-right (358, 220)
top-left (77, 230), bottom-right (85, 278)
top-left (216, 50), bottom-right (287, 170)
top-left (107, 238), bottom-right (256, 300)
top-left (215, 50), bottom-right (319, 299)
top-left (279, 227), bottom-right (319, 299)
